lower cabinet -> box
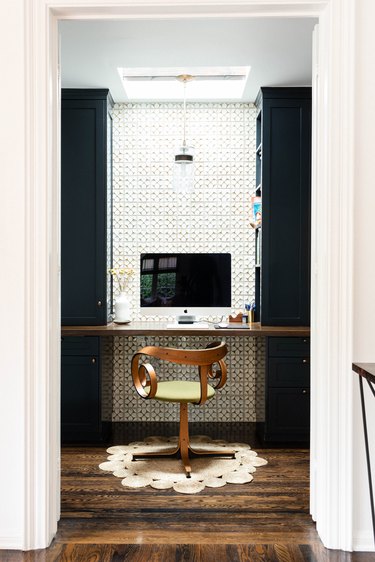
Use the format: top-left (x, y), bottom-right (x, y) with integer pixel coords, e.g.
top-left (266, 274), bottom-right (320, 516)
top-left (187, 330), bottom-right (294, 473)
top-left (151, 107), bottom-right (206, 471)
top-left (61, 336), bottom-right (105, 443)
top-left (264, 336), bottom-right (310, 442)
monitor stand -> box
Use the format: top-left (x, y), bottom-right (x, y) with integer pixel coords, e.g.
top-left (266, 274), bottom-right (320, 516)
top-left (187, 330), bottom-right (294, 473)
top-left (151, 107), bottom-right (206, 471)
top-left (176, 314), bottom-right (196, 324)
top-left (166, 314), bottom-right (209, 329)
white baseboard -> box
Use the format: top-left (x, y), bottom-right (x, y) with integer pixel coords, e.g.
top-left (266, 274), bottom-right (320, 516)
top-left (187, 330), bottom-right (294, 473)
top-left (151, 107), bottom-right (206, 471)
top-left (0, 535), bottom-right (23, 550)
top-left (353, 531), bottom-right (375, 552)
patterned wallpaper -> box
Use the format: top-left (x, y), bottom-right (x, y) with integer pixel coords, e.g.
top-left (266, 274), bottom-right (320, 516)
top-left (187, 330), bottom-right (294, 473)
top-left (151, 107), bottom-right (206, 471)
top-left (104, 102), bottom-right (266, 423)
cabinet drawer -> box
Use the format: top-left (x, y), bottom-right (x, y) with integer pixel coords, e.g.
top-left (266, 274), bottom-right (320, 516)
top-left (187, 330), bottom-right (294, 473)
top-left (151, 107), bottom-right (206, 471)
top-left (268, 336), bottom-right (310, 357)
top-left (268, 357), bottom-right (310, 387)
top-left (61, 336), bottom-right (100, 356)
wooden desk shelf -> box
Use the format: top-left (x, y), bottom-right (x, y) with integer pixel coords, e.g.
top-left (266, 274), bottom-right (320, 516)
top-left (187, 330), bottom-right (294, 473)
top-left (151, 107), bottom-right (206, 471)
top-left (61, 322), bottom-right (310, 338)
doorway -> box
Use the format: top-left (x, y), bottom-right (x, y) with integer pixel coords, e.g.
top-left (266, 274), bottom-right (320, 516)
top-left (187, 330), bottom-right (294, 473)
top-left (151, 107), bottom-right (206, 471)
top-left (21, 0), bottom-right (356, 552)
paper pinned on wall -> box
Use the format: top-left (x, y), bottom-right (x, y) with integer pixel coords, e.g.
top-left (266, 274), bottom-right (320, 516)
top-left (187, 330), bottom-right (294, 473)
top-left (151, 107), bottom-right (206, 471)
top-left (250, 195), bottom-right (262, 228)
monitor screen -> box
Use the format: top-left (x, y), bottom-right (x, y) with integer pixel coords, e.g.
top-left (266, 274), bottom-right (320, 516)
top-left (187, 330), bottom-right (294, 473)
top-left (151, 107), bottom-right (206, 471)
top-left (140, 253), bottom-right (231, 310)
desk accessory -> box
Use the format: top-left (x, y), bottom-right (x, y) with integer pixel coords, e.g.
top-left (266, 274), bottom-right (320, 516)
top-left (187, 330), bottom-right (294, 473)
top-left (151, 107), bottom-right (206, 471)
top-left (229, 311), bottom-right (243, 323)
top-left (245, 302), bottom-right (256, 323)
top-left (114, 292), bottom-right (131, 324)
top-left (109, 266), bottom-right (134, 324)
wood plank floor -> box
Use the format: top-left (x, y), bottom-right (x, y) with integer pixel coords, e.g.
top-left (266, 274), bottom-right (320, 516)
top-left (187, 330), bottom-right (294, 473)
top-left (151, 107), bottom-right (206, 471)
top-left (1, 424), bottom-right (374, 561)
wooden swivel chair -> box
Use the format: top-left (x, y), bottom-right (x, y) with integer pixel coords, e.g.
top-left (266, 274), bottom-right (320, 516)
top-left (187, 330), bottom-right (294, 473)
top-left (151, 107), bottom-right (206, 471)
top-left (131, 341), bottom-right (234, 477)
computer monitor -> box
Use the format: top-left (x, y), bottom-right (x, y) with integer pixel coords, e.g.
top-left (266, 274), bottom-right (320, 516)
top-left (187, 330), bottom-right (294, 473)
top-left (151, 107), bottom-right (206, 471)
top-left (140, 253), bottom-right (231, 320)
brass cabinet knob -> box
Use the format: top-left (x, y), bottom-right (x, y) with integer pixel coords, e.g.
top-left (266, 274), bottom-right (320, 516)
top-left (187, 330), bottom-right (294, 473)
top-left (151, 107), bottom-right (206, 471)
top-left (91, 357), bottom-right (96, 364)
top-left (302, 389), bottom-right (308, 395)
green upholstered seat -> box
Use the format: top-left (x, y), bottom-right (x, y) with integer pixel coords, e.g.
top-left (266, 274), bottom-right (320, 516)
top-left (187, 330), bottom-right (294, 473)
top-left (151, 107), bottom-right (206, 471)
top-left (145, 380), bottom-right (216, 403)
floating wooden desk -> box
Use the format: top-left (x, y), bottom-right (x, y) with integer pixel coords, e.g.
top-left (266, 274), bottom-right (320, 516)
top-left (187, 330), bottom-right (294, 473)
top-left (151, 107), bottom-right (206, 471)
top-left (61, 321), bottom-right (310, 338)
top-left (60, 323), bottom-right (310, 444)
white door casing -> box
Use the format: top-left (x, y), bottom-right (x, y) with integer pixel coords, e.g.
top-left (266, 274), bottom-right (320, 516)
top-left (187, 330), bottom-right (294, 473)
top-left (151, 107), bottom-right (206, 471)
top-left (2, 0), bottom-right (360, 551)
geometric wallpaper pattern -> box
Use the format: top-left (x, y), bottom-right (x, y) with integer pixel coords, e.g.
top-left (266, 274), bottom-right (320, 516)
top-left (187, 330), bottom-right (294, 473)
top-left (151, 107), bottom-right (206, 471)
top-left (103, 102), bottom-right (265, 422)
top-left (102, 335), bottom-right (266, 423)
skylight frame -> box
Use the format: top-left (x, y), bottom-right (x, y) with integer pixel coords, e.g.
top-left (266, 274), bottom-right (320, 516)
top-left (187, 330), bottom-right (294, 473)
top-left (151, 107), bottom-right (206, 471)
top-left (118, 66), bottom-right (251, 100)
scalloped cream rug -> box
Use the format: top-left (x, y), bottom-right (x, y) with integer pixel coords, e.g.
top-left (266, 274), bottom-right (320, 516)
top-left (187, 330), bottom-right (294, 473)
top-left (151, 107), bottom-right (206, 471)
top-left (99, 435), bottom-right (267, 494)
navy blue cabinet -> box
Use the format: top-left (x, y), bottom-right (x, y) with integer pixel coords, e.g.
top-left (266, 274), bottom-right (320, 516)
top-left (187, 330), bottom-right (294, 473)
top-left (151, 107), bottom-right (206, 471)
top-left (61, 89), bottom-right (113, 443)
top-left (61, 336), bottom-right (107, 442)
top-left (61, 89), bottom-right (113, 325)
top-left (255, 88), bottom-right (311, 326)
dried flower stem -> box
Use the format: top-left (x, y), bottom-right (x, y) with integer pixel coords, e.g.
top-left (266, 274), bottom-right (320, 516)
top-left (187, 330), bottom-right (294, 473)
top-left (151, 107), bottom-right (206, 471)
top-left (108, 267), bottom-right (134, 293)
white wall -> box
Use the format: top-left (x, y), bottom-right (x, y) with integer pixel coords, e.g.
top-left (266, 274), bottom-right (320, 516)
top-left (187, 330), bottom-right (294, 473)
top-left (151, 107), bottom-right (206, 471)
top-left (0, 0), bottom-right (27, 548)
top-left (112, 102), bottom-right (257, 318)
top-left (352, 0), bottom-right (375, 550)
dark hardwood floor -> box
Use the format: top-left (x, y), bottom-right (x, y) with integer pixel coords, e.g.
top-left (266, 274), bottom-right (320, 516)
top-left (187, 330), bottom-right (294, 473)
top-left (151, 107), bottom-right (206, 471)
top-left (1, 423), bottom-right (373, 561)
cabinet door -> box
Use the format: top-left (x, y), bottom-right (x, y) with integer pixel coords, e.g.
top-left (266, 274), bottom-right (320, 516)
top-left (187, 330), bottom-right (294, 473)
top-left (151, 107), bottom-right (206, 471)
top-left (61, 96), bottom-right (107, 325)
top-left (61, 354), bottom-right (101, 442)
top-left (266, 387), bottom-right (310, 442)
top-left (261, 94), bottom-right (311, 326)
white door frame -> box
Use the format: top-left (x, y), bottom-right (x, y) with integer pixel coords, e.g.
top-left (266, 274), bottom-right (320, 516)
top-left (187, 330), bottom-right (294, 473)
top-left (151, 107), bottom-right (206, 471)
top-left (23, 0), bottom-right (356, 551)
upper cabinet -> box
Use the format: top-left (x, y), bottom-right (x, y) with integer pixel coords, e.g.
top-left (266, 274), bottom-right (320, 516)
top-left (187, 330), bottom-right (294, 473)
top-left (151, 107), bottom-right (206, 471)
top-left (61, 89), bottom-right (113, 325)
top-left (255, 87), bottom-right (311, 326)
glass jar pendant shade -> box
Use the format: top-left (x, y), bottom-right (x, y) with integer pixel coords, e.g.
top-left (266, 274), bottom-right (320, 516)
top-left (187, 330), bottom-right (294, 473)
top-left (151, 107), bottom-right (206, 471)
top-left (173, 75), bottom-right (194, 193)
top-left (173, 143), bottom-right (194, 193)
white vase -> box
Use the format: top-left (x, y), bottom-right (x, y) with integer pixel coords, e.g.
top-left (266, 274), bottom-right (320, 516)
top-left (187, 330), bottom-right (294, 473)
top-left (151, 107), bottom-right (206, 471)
top-left (114, 292), bottom-right (131, 323)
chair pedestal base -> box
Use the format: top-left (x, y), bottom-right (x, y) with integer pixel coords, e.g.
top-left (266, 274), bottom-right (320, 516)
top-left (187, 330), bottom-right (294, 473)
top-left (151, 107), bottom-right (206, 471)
top-left (132, 402), bottom-right (235, 478)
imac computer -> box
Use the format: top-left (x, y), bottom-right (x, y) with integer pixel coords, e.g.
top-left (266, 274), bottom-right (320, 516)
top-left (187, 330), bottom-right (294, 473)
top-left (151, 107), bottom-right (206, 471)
top-left (140, 253), bottom-right (231, 325)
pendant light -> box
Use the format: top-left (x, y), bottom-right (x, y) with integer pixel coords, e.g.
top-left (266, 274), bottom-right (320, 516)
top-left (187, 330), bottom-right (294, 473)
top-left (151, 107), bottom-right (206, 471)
top-left (173, 74), bottom-right (194, 193)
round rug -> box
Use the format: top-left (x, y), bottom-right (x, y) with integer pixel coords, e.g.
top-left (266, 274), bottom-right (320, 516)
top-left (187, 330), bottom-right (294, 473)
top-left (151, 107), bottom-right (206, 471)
top-left (99, 435), bottom-right (267, 494)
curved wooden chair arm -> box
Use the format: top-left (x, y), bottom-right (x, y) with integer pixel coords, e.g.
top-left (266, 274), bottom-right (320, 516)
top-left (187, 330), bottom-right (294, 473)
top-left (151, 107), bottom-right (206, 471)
top-left (205, 341), bottom-right (228, 389)
top-left (137, 341), bottom-right (227, 366)
top-left (131, 352), bottom-right (158, 399)
top-left (208, 359), bottom-right (227, 389)
top-left (196, 359), bottom-right (227, 405)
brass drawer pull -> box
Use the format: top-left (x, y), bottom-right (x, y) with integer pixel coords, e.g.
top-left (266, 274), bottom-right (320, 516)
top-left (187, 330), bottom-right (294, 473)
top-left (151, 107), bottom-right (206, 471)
top-left (91, 357), bottom-right (96, 364)
top-left (302, 358), bottom-right (308, 364)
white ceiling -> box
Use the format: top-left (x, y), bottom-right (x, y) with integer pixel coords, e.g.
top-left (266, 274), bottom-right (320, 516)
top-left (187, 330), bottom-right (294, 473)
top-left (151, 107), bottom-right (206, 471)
top-left (60, 18), bottom-right (317, 103)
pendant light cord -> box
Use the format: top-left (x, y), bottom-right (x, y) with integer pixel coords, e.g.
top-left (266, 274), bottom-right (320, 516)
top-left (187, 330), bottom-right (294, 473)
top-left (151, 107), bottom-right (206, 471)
top-left (182, 79), bottom-right (187, 149)
top-left (176, 73), bottom-right (193, 153)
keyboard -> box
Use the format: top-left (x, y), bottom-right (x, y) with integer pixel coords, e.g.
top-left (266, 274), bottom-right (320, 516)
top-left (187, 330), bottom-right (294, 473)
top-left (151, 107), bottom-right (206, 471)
top-left (214, 323), bottom-right (250, 329)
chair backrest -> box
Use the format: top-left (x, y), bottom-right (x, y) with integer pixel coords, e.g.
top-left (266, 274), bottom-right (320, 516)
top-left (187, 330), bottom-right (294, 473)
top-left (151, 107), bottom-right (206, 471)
top-left (131, 341), bottom-right (228, 405)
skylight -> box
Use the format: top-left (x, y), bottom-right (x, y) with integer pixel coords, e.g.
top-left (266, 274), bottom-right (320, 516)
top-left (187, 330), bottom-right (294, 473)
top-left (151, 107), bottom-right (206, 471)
top-left (118, 66), bottom-right (250, 100)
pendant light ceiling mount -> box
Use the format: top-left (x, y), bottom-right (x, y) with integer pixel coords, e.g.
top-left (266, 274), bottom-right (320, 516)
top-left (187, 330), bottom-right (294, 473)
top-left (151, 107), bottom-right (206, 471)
top-left (176, 74), bottom-right (195, 84)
